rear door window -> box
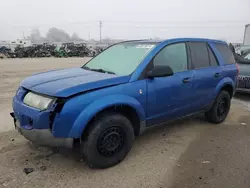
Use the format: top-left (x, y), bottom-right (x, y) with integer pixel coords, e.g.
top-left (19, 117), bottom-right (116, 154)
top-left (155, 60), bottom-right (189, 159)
top-left (214, 43), bottom-right (235, 65)
top-left (189, 42), bottom-right (210, 69)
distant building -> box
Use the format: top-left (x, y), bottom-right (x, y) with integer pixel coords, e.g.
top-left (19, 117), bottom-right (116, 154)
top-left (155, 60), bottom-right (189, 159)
top-left (11, 39), bottom-right (31, 47)
top-left (0, 39), bottom-right (31, 51)
top-left (244, 24), bottom-right (250, 46)
top-left (231, 43), bottom-right (242, 48)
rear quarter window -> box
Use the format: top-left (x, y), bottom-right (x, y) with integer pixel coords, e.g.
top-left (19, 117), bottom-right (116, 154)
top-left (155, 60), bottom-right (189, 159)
top-left (214, 43), bottom-right (235, 65)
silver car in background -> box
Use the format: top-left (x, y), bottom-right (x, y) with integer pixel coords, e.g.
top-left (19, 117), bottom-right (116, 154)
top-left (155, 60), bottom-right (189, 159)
top-left (236, 52), bottom-right (250, 93)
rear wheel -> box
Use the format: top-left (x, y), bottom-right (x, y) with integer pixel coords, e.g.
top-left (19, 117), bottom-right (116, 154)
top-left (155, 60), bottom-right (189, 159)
top-left (81, 112), bottom-right (134, 169)
top-left (205, 90), bottom-right (231, 124)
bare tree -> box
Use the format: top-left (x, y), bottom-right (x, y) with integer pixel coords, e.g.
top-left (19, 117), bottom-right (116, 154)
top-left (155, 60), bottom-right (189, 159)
top-left (46, 28), bottom-right (70, 42)
top-left (71, 33), bottom-right (84, 41)
top-left (27, 28), bottom-right (43, 43)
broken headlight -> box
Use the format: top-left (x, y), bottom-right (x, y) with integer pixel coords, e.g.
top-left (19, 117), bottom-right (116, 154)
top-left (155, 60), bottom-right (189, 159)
top-left (23, 92), bottom-right (55, 110)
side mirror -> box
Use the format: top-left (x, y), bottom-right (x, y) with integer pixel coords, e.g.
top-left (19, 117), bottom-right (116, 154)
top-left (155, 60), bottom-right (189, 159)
top-left (147, 65), bottom-right (174, 78)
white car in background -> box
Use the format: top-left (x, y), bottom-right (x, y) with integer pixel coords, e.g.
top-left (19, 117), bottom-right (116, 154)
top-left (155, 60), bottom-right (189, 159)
top-left (236, 46), bottom-right (250, 56)
top-left (244, 53), bottom-right (250, 60)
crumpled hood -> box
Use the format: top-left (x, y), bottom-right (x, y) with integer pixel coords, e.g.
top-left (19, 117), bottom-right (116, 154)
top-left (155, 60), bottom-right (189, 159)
top-left (20, 68), bottom-right (130, 97)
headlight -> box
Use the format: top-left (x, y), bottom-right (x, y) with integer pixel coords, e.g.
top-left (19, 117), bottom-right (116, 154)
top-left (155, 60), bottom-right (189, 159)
top-left (23, 92), bottom-right (55, 110)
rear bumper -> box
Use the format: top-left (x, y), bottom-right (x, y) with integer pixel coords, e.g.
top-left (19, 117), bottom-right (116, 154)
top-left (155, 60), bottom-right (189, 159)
top-left (10, 112), bottom-right (73, 148)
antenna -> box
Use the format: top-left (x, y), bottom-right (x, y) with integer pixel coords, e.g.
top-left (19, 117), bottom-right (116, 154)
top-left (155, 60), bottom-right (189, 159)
top-left (99, 21), bottom-right (102, 42)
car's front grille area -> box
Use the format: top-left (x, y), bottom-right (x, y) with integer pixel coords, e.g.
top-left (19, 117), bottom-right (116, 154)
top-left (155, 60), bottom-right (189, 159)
top-left (237, 76), bottom-right (250, 88)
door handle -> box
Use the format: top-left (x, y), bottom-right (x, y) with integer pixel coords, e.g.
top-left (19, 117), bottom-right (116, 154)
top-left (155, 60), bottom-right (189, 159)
top-left (214, 73), bottom-right (221, 78)
top-left (182, 77), bottom-right (191, 83)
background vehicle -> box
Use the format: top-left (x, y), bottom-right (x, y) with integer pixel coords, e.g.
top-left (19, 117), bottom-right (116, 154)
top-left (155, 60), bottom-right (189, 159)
top-left (11, 38), bottom-right (237, 168)
top-left (235, 24), bottom-right (250, 57)
top-left (235, 45), bottom-right (250, 56)
top-left (236, 52), bottom-right (250, 93)
top-left (244, 53), bottom-right (250, 60)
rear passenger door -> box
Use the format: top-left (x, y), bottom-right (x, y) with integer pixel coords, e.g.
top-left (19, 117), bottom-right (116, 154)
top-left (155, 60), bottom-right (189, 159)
top-left (188, 42), bottom-right (223, 110)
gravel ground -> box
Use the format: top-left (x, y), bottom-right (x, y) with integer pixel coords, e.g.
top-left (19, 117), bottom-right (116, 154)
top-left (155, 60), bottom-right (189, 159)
top-left (0, 58), bottom-right (250, 188)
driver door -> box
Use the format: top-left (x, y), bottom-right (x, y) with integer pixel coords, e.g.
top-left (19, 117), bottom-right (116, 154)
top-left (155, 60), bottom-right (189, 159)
top-left (146, 42), bottom-right (195, 126)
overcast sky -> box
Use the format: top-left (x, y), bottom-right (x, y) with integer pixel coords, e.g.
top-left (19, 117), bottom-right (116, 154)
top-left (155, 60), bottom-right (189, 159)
top-left (0, 0), bottom-right (250, 42)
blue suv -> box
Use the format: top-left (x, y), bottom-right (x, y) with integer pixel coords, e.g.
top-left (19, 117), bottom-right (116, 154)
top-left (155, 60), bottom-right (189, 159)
top-left (11, 38), bottom-right (238, 168)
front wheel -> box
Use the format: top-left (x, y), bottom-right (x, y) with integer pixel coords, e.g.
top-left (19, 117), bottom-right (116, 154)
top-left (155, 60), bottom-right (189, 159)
top-left (81, 112), bottom-right (134, 169)
top-left (205, 90), bottom-right (231, 124)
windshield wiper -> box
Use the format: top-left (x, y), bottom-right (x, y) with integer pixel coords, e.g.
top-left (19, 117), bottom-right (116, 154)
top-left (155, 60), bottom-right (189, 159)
top-left (91, 68), bottom-right (116, 75)
top-left (82, 66), bottom-right (116, 74)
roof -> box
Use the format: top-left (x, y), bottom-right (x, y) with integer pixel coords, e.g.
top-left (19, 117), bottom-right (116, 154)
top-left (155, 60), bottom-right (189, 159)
top-left (121, 38), bottom-right (226, 44)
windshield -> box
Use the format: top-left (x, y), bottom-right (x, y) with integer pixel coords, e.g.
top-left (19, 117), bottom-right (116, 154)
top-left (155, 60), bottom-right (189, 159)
top-left (245, 53), bottom-right (250, 60)
top-left (240, 46), bottom-right (250, 51)
top-left (83, 43), bottom-right (156, 76)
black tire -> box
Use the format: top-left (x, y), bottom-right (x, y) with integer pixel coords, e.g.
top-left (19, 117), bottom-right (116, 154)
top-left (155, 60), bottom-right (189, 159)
top-left (81, 112), bottom-right (134, 169)
top-left (205, 90), bottom-right (231, 124)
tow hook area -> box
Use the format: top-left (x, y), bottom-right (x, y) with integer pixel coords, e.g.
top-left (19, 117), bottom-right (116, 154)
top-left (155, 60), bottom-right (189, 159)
top-left (10, 112), bottom-right (73, 148)
top-left (10, 112), bottom-right (15, 119)
top-left (10, 112), bottom-right (17, 128)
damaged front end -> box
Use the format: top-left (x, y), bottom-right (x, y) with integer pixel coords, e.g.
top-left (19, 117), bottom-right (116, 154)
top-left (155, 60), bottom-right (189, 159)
top-left (10, 87), bottom-right (73, 148)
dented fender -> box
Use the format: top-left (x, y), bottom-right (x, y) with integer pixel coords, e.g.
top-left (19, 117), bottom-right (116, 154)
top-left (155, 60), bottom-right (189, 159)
top-left (68, 94), bottom-right (145, 138)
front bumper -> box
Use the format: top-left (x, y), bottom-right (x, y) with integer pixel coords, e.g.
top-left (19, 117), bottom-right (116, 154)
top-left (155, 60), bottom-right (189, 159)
top-left (11, 87), bottom-right (73, 148)
top-left (10, 112), bottom-right (73, 148)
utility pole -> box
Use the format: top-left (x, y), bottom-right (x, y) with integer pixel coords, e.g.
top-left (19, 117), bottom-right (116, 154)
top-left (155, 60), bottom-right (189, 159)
top-left (99, 21), bottom-right (102, 42)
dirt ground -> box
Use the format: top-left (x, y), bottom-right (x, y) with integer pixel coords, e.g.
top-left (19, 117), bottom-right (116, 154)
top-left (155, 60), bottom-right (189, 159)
top-left (0, 58), bottom-right (250, 188)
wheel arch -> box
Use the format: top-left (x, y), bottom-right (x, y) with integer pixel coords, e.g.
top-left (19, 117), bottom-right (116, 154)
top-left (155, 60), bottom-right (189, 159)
top-left (82, 105), bottom-right (142, 139)
top-left (220, 84), bottom-right (234, 98)
top-left (68, 95), bottom-right (146, 138)
top-left (215, 77), bottom-right (235, 98)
